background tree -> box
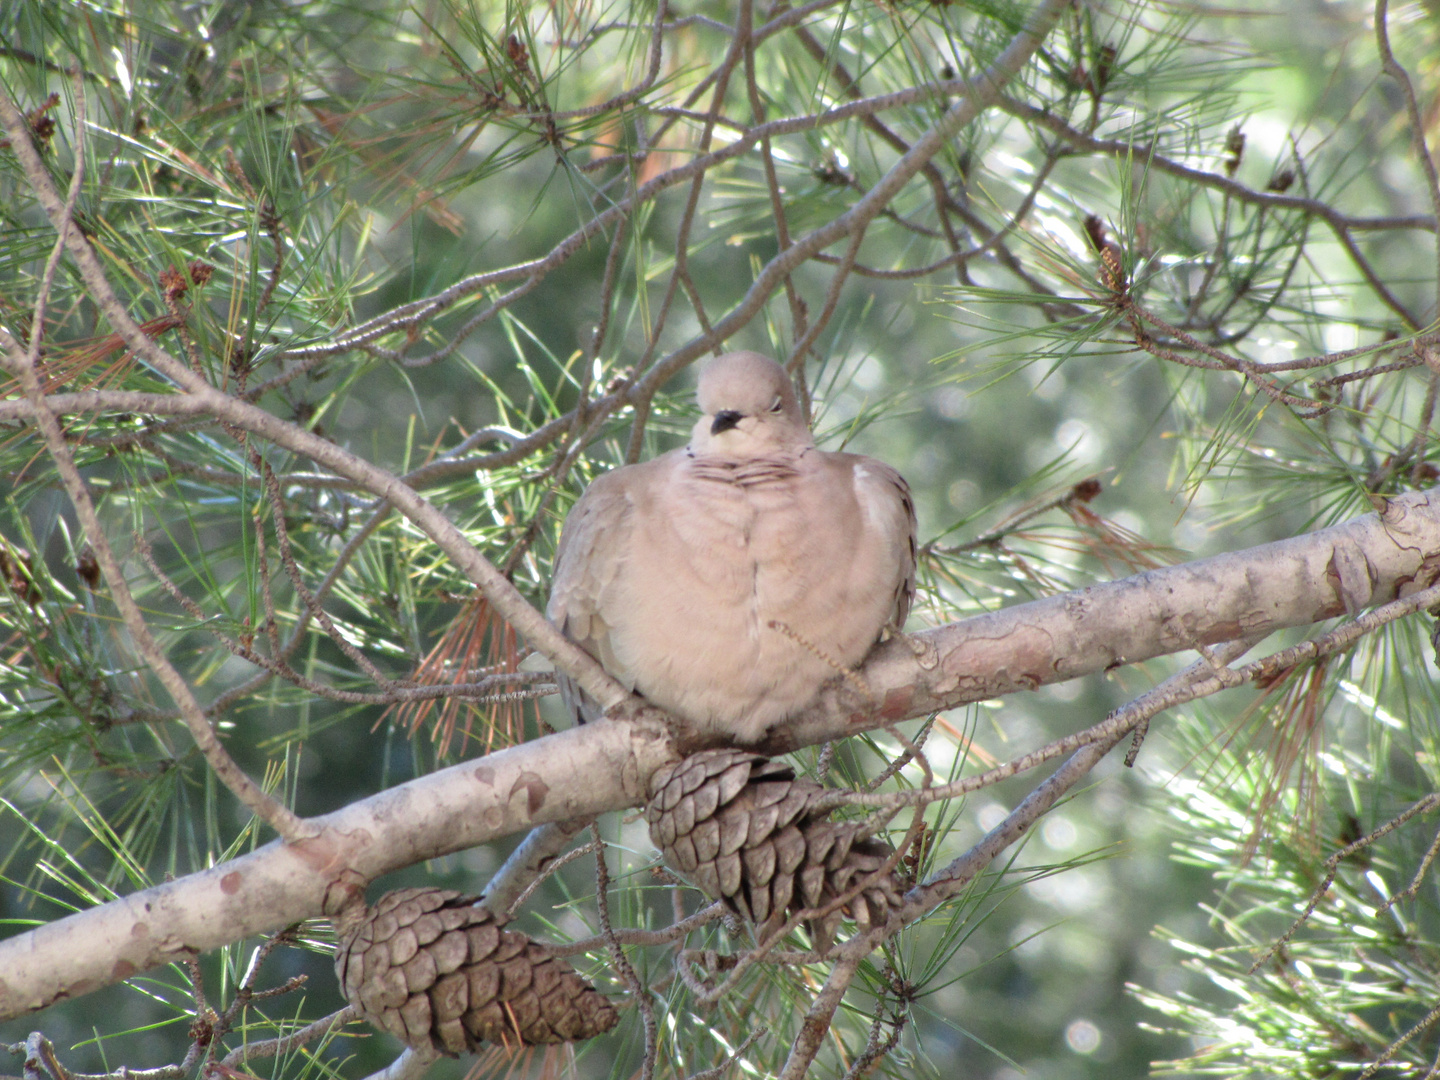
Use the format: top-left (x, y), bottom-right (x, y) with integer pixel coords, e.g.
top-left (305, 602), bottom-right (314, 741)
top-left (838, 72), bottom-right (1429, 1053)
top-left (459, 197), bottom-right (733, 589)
top-left (2, 1), bottom-right (1440, 1078)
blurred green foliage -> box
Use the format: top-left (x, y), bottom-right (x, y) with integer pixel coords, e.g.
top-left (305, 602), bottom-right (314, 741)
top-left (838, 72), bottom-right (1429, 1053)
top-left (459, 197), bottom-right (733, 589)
top-left (2, 0), bottom-right (1440, 1077)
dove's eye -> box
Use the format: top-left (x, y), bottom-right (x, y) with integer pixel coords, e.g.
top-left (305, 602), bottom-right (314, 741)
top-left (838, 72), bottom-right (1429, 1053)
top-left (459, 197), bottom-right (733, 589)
top-left (769, 396), bottom-right (784, 413)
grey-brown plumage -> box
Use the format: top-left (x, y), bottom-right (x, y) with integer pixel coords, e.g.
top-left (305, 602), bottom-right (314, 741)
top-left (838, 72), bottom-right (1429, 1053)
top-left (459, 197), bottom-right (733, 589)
top-left (548, 350), bottom-right (916, 743)
top-left (333, 887), bottom-right (618, 1054)
top-left (644, 748), bottom-right (907, 948)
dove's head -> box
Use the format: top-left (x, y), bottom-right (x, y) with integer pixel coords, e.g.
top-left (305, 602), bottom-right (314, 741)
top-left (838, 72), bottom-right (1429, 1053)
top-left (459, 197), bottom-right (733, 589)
top-left (689, 351), bottom-right (812, 457)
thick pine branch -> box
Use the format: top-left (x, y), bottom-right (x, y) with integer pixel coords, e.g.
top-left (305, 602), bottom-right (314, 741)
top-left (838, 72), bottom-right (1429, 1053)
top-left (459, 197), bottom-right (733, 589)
top-left (1, 486), bottom-right (1437, 1018)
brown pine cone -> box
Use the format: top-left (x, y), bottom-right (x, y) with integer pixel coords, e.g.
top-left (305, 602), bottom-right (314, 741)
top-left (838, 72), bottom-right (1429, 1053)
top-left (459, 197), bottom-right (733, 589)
top-left (334, 887), bottom-right (618, 1055)
top-left (644, 749), bottom-right (906, 948)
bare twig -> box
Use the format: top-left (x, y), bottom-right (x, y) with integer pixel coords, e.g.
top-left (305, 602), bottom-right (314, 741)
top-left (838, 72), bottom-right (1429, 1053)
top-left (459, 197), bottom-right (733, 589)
top-left (11, 1032), bottom-right (187, 1080)
top-left (1357, 998), bottom-right (1440, 1080)
top-left (592, 823), bottom-right (657, 1080)
top-left (548, 902), bottom-right (726, 959)
top-left (1382, 814), bottom-right (1440, 911)
top-left (776, 934), bottom-right (875, 1079)
top-left (220, 1006), bottom-right (356, 1067)
top-left (259, 459), bottom-right (396, 689)
top-left (683, 1029), bottom-right (764, 1080)
top-left (1374, 0), bottom-right (1440, 319)
top-left (504, 837), bottom-right (601, 918)
top-left (1249, 792), bottom-right (1440, 973)
top-left (543, 0), bottom-right (669, 122)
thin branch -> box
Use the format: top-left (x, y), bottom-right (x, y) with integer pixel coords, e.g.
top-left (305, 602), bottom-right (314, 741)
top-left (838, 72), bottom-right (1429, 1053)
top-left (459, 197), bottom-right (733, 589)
top-left (502, 833), bottom-right (600, 918)
top-left (258, 459), bottom-right (396, 689)
top-left (547, 902), bottom-right (726, 958)
top-left (1122, 297), bottom-right (1327, 411)
top-left (683, 1029), bottom-right (764, 1080)
top-left (1374, 0), bottom-right (1440, 319)
top-left (624, 0), bottom-right (752, 460)
top-left (777, 940), bottom-right (872, 1079)
top-left (592, 824), bottom-right (657, 1080)
top-left (894, 641), bottom-right (1256, 938)
top-left (219, 1007), bottom-right (356, 1067)
top-left (742, 0), bottom-right (807, 363)
top-left (12, 1032), bottom-right (186, 1080)
top-left (1358, 998), bottom-right (1440, 1080)
top-left (1381, 813), bottom-right (1440, 911)
top-left (542, 0), bottom-right (669, 122)
top-left (1249, 792), bottom-right (1440, 972)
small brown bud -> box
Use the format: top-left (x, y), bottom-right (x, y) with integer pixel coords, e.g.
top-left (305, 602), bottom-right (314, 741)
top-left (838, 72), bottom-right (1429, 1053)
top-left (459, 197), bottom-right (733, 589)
top-left (0, 545), bottom-right (42, 605)
top-left (812, 155), bottom-right (853, 186)
top-left (1083, 216), bottom-right (1126, 294)
top-left (1266, 168), bottom-right (1295, 193)
top-left (1224, 126), bottom-right (1245, 177)
top-left (159, 266), bottom-right (189, 302)
top-left (1093, 44), bottom-right (1117, 96)
top-left (506, 34), bottom-right (531, 74)
top-left (75, 546), bottom-right (101, 590)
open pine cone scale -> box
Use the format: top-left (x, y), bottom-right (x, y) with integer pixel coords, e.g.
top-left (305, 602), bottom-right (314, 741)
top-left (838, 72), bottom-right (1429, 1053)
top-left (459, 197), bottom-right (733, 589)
top-left (645, 749), bottom-right (907, 946)
top-left (334, 886), bottom-right (618, 1055)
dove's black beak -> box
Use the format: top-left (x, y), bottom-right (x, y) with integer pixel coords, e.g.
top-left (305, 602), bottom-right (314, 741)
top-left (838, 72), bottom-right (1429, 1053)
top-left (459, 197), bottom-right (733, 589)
top-left (711, 410), bottom-right (743, 435)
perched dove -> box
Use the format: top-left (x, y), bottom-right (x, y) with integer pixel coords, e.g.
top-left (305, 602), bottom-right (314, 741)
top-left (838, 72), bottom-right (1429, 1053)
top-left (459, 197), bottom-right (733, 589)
top-left (547, 351), bottom-right (916, 744)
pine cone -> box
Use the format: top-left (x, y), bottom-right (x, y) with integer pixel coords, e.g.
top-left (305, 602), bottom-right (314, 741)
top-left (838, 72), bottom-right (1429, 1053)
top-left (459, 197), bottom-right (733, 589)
top-left (334, 887), bottom-right (618, 1055)
top-left (645, 749), bottom-right (906, 948)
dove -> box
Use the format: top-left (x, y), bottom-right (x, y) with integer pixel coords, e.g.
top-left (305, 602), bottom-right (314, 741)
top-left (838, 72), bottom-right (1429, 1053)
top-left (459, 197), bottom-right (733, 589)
top-left (547, 350), bottom-right (915, 744)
